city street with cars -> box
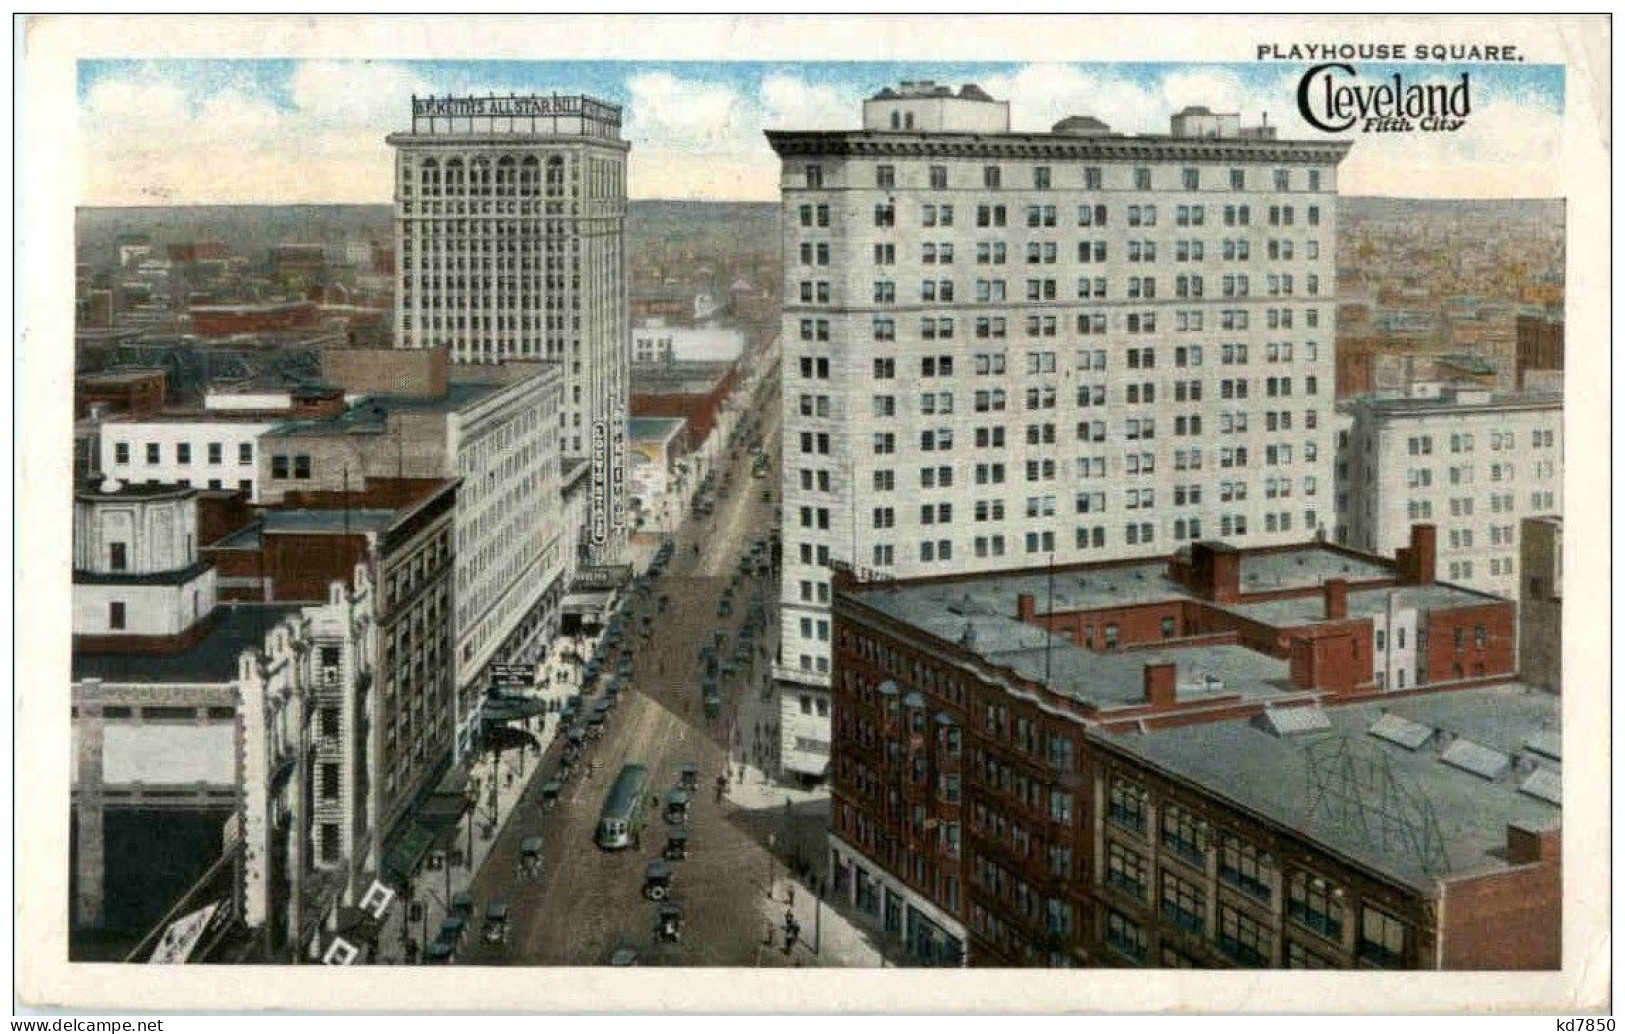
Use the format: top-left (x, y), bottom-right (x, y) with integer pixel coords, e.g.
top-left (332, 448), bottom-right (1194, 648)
top-left (441, 360), bottom-right (892, 966)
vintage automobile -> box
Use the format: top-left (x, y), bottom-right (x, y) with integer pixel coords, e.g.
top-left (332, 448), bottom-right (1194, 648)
top-left (642, 861), bottom-right (674, 901)
top-left (663, 788), bottom-right (690, 825)
top-left (483, 901), bottom-right (509, 946)
top-left (678, 763), bottom-right (700, 793)
top-left (662, 828), bottom-right (689, 862)
top-left (539, 781), bottom-right (561, 811)
top-left (654, 903), bottom-right (684, 944)
top-left (519, 836), bottom-right (544, 880)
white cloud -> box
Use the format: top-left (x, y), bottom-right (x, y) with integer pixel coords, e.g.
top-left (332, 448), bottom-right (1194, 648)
top-left (760, 73), bottom-right (858, 131)
top-left (624, 71), bottom-right (754, 153)
top-left (76, 61), bottom-right (1566, 204)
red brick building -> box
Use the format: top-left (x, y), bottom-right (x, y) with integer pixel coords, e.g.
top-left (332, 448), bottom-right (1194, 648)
top-left (825, 527), bottom-right (1556, 969)
top-left (189, 301), bottom-right (319, 338)
top-left (168, 242), bottom-right (231, 264)
top-left (629, 361), bottom-right (738, 447)
top-left (75, 368), bottom-right (167, 419)
top-left (1516, 312), bottom-right (1565, 389)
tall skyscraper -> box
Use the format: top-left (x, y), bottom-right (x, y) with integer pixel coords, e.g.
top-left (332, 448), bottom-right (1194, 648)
top-left (388, 93), bottom-right (630, 561)
top-left (766, 82), bottom-right (1351, 776)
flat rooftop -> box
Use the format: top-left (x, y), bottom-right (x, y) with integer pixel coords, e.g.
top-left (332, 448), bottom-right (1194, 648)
top-left (214, 508), bottom-right (402, 549)
top-left (73, 605), bottom-right (302, 684)
top-left (263, 381), bottom-right (505, 436)
top-left (1092, 683), bottom-right (1561, 890)
top-left (628, 417), bottom-right (686, 443)
top-left (1237, 546), bottom-right (1392, 593)
top-left (1223, 581), bottom-right (1501, 626)
top-left (987, 641), bottom-right (1295, 711)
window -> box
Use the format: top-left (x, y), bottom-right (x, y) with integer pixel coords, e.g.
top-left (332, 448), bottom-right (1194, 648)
top-left (1157, 804), bottom-right (1206, 868)
top-left (876, 164), bottom-right (895, 189)
top-left (804, 164), bottom-right (823, 189)
top-left (207, 442), bottom-right (223, 465)
top-left (293, 454), bottom-right (312, 479)
top-left (1287, 872), bottom-right (1345, 941)
top-left (1106, 842), bottom-right (1147, 900)
top-left (1161, 873), bottom-right (1206, 934)
top-left (108, 601), bottom-right (126, 630)
top-left (1219, 834), bottom-right (1272, 900)
top-left (982, 165), bottom-right (1002, 189)
top-left (1106, 910), bottom-right (1146, 962)
top-left (1181, 167), bottom-right (1199, 190)
top-left (929, 165), bottom-right (948, 189)
top-left (238, 442), bottom-right (253, 465)
top-left (108, 541), bottom-right (128, 572)
top-left (1359, 906), bottom-right (1408, 967)
top-left (1218, 905), bottom-right (1270, 967)
top-left (271, 454), bottom-right (290, 479)
top-left (1108, 778), bottom-right (1145, 833)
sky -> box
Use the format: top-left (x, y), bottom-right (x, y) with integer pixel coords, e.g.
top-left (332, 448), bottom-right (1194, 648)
top-left (76, 59), bottom-right (1566, 206)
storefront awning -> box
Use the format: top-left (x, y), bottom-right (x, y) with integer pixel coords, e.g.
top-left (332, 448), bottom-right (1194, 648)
top-left (381, 821), bottom-right (437, 882)
top-left (480, 695), bottom-right (548, 724)
top-left (482, 724), bottom-right (540, 755)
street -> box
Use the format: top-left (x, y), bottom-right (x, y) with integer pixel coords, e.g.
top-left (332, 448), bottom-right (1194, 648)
top-left (446, 360), bottom-right (893, 967)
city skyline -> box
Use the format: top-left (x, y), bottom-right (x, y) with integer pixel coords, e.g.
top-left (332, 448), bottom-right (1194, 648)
top-left (77, 59), bottom-right (1566, 206)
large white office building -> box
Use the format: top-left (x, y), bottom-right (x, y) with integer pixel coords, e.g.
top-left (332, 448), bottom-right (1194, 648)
top-left (765, 82), bottom-right (1351, 776)
top-left (388, 93), bottom-right (631, 561)
top-left (1335, 385), bottom-right (1563, 600)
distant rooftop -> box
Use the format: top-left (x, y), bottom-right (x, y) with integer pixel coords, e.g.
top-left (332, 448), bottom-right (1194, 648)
top-left (73, 605), bottom-right (302, 684)
top-left (1093, 683), bottom-right (1560, 889)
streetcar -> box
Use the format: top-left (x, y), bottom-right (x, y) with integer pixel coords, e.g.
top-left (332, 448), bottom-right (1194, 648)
top-left (595, 763), bottom-right (651, 850)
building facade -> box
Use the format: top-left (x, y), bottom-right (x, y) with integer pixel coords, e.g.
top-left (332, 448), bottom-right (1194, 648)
top-left (255, 352), bottom-right (565, 759)
top-left (1518, 515), bottom-right (1562, 691)
top-left (765, 82), bottom-right (1350, 776)
top-left (387, 93), bottom-right (630, 562)
top-left (1335, 386), bottom-right (1563, 599)
top-left (825, 532), bottom-right (1555, 969)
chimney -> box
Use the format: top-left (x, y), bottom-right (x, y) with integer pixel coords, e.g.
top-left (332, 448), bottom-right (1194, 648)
top-left (1190, 542), bottom-right (1242, 602)
top-left (1400, 524), bottom-right (1438, 585)
top-left (1323, 578), bottom-right (1349, 620)
top-left (1143, 662), bottom-right (1178, 708)
top-left (1016, 592), bottom-right (1037, 622)
top-left (1506, 823), bottom-right (1560, 866)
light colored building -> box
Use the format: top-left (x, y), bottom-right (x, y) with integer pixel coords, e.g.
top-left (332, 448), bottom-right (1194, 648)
top-left (387, 92), bottom-right (631, 563)
top-left (99, 412), bottom-right (296, 503)
top-left (69, 478), bottom-right (377, 955)
top-left (764, 81), bottom-right (1350, 777)
top-left (256, 353), bottom-right (566, 759)
top-left (1519, 515), bottom-right (1562, 691)
top-left (632, 317), bottom-right (745, 364)
top-left (1335, 386), bottom-right (1563, 599)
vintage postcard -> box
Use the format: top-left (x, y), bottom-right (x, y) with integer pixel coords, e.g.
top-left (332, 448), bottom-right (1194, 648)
top-left (14, 12), bottom-right (1611, 1015)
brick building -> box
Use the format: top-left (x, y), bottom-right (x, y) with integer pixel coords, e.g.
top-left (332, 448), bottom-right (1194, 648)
top-left (189, 301), bottom-right (320, 338)
top-left (1518, 515), bottom-right (1562, 693)
top-left (630, 360), bottom-right (738, 447)
top-left (824, 527), bottom-right (1554, 968)
top-left (1515, 310), bottom-right (1564, 389)
top-left (75, 368), bottom-right (168, 420)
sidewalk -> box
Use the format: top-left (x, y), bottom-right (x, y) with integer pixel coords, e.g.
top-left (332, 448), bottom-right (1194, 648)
top-left (374, 710), bottom-right (558, 964)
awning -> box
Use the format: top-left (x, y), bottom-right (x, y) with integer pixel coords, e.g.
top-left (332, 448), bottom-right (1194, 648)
top-left (381, 821), bottom-right (437, 882)
top-left (480, 695), bottom-right (548, 724)
top-left (563, 589), bottom-right (615, 614)
top-left (482, 725), bottom-right (540, 754)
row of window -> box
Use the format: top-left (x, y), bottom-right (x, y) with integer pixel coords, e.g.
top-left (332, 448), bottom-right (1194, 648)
top-left (112, 441), bottom-right (254, 467)
top-left (812, 162), bottom-right (1326, 194)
